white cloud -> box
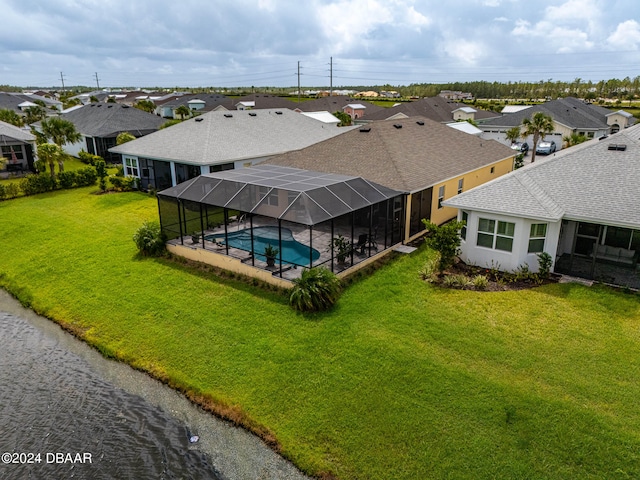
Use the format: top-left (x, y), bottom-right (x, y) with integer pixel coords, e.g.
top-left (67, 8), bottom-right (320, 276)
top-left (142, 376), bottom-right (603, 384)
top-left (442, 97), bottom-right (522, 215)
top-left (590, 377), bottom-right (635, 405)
top-left (607, 20), bottom-right (640, 50)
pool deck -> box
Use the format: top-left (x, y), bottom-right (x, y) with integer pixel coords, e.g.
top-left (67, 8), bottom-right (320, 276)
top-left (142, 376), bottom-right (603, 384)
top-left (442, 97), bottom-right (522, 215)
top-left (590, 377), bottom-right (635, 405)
top-left (168, 219), bottom-right (385, 281)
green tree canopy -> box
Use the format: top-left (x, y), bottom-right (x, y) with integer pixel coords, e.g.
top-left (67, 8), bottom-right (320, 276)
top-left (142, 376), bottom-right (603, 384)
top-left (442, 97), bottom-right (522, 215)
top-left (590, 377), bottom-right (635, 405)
top-left (0, 108), bottom-right (24, 127)
top-left (134, 99), bottom-right (156, 113)
top-left (521, 112), bottom-right (554, 163)
top-left (116, 131), bottom-right (136, 145)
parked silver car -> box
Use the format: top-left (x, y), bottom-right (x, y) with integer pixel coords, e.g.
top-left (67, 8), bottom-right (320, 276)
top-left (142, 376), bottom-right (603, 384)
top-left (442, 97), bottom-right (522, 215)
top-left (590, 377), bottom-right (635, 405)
top-left (536, 140), bottom-right (556, 155)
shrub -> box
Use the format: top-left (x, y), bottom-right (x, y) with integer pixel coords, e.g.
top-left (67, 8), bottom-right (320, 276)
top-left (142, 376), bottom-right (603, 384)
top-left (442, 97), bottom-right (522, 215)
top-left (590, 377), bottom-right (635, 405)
top-left (0, 184), bottom-right (5, 200)
top-left (95, 159), bottom-right (107, 191)
top-left (75, 166), bottom-right (98, 187)
top-left (19, 173), bottom-right (56, 196)
top-left (5, 182), bottom-right (19, 199)
top-left (472, 274), bottom-right (489, 290)
top-left (133, 220), bottom-right (166, 257)
top-left (78, 150), bottom-right (103, 166)
top-left (443, 274), bottom-right (471, 288)
top-left (422, 219), bottom-right (465, 272)
top-left (57, 170), bottom-right (78, 189)
top-left (537, 252), bottom-right (553, 279)
top-left (419, 251), bottom-right (440, 282)
top-left (110, 175), bottom-right (138, 191)
top-left (289, 267), bottom-right (342, 312)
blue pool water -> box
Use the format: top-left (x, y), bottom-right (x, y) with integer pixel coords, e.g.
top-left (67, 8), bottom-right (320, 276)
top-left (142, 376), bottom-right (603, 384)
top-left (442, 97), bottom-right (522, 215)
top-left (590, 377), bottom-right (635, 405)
top-left (205, 226), bottom-right (321, 267)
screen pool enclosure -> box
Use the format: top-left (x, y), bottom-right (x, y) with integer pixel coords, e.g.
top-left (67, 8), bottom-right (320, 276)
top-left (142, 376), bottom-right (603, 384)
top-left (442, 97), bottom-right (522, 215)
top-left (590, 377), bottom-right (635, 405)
top-left (157, 164), bottom-right (405, 279)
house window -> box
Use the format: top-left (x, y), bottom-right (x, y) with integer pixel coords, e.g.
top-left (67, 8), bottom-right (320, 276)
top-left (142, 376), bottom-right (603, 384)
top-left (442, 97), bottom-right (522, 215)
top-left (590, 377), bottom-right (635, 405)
top-left (490, 166), bottom-right (495, 174)
top-left (457, 179), bottom-right (464, 195)
top-left (477, 218), bottom-right (515, 252)
top-left (124, 157), bottom-right (139, 177)
top-left (461, 211), bottom-right (468, 240)
top-left (587, 132), bottom-right (595, 138)
top-left (1, 146), bottom-right (23, 160)
top-left (528, 223), bottom-right (547, 253)
top-left (437, 185), bottom-right (445, 209)
top-left (209, 162), bottom-right (234, 173)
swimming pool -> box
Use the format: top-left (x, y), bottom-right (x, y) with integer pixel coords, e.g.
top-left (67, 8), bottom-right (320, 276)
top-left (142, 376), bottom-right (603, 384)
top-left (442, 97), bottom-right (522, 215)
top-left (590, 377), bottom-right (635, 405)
top-left (205, 226), bottom-right (321, 267)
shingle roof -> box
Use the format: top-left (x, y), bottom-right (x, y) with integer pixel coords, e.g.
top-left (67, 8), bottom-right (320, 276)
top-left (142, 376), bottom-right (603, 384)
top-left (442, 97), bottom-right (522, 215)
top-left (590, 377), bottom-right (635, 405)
top-left (265, 117), bottom-right (515, 193)
top-left (59, 103), bottom-right (165, 137)
top-left (0, 121), bottom-right (36, 143)
top-left (293, 95), bottom-right (385, 116)
top-left (0, 92), bottom-right (61, 114)
top-left (479, 96), bottom-right (633, 130)
top-left (444, 123), bottom-right (640, 228)
top-left (110, 108), bottom-right (354, 165)
top-left (362, 96), bottom-right (500, 123)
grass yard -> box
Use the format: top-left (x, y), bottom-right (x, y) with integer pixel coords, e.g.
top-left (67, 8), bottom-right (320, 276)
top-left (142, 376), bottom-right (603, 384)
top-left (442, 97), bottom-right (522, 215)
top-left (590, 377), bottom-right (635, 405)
top-left (1, 188), bottom-right (639, 479)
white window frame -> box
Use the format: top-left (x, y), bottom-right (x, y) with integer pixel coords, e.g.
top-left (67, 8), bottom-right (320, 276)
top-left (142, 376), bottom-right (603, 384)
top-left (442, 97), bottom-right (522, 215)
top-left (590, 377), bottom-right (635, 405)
top-left (477, 218), bottom-right (515, 252)
top-left (124, 157), bottom-right (139, 177)
top-left (437, 185), bottom-right (445, 209)
top-left (528, 223), bottom-right (547, 253)
top-left (457, 178), bottom-right (464, 195)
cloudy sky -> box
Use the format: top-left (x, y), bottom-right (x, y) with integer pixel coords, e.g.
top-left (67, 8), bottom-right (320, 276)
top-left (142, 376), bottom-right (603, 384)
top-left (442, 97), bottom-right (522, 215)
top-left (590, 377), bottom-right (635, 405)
top-left (1, 0), bottom-right (639, 88)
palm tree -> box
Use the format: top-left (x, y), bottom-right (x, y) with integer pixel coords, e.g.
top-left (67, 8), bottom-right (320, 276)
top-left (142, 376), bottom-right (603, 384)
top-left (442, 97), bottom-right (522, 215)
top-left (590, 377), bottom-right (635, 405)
top-left (40, 117), bottom-right (82, 173)
top-left (134, 99), bottom-right (156, 113)
top-left (521, 112), bottom-right (554, 163)
top-left (40, 117), bottom-right (81, 147)
top-left (37, 143), bottom-right (63, 178)
top-left (0, 108), bottom-right (24, 127)
top-left (563, 132), bottom-right (588, 148)
top-left (24, 105), bottom-right (48, 125)
top-left (505, 126), bottom-right (522, 145)
top-left (174, 104), bottom-right (191, 120)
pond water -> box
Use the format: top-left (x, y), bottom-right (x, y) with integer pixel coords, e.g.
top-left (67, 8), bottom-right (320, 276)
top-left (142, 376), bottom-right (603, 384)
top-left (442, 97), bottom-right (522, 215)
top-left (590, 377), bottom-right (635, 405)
top-left (0, 290), bottom-right (309, 480)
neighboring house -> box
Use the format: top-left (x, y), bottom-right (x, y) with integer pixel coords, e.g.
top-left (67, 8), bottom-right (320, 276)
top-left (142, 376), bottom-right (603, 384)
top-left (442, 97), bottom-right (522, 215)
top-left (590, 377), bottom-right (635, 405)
top-left (443, 124), bottom-right (640, 288)
top-left (478, 96), bottom-right (635, 148)
top-left (0, 92), bottom-right (62, 117)
top-left (109, 108), bottom-right (354, 191)
top-left (294, 95), bottom-right (384, 118)
top-left (156, 94), bottom-right (232, 118)
top-left (439, 90), bottom-right (474, 101)
top-left (446, 121), bottom-right (483, 136)
top-left (0, 121), bottom-right (36, 175)
top-left (299, 111), bottom-right (341, 125)
top-left (265, 117), bottom-right (515, 242)
top-left (362, 96), bottom-right (500, 124)
top-left (42, 103), bottom-right (165, 163)
top-left (233, 94), bottom-right (299, 111)
top-left (342, 103), bottom-right (368, 120)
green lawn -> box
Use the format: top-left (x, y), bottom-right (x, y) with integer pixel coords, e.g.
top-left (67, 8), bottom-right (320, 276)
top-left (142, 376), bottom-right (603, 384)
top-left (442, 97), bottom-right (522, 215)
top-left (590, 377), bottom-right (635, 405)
top-left (1, 188), bottom-right (639, 479)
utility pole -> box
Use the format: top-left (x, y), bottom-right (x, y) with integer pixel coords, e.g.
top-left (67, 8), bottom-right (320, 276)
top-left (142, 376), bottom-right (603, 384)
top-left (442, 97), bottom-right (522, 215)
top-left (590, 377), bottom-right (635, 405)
top-left (330, 57), bottom-right (334, 96)
top-left (60, 72), bottom-right (66, 92)
top-left (94, 72), bottom-right (100, 90)
top-left (297, 61), bottom-right (301, 102)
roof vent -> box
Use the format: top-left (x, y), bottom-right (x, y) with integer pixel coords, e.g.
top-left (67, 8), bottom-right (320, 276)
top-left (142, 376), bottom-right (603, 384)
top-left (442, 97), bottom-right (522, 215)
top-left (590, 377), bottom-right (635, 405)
top-left (599, 135), bottom-right (608, 141)
top-left (107, 105), bottom-right (113, 108)
top-left (249, 112), bottom-right (257, 116)
top-left (275, 111), bottom-right (283, 115)
top-left (122, 105), bottom-right (129, 108)
top-left (195, 117), bottom-right (203, 122)
top-left (416, 121), bottom-right (425, 126)
top-left (224, 113), bottom-right (233, 118)
top-left (359, 127), bottom-right (371, 133)
top-left (393, 124), bottom-right (402, 129)
top-left (607, 144), bottom-right (627, 151)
